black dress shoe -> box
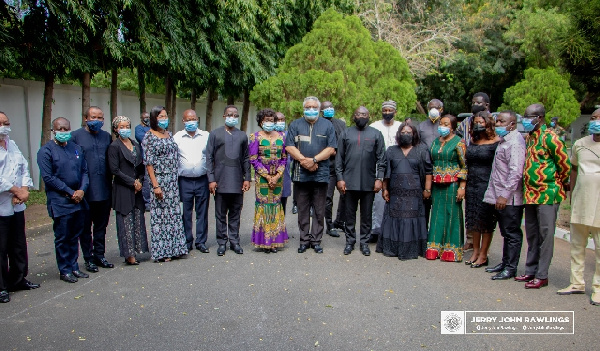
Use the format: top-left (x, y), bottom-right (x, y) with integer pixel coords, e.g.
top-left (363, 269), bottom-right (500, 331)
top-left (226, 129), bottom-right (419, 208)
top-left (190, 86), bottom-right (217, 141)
top-left (0, 290), bottom-right (10, 303)
top-left (94, 257), bottom-right (115, 268)
top-left (196, 244), bottom-right (210, 253)
top-left (343, 244), bottom-right (354, 255)
top-left (360, 244), bottom-right (371, 256)
top-left (312, 244), bottom-right (323, 254)
top-left (292, 205), bottom-right (298, 214)
top-left (9, 279), bottom-right (41, 291)
top-left (298, 244), bottom-right (308, 253)
top-left (327, 228), bottom-right (340, 237)
top-left (84, 261), bottom-right (99, 273)
top-left (491, 269), bottom-right (516, 280)
top-left (60, 273), bottom-right (78, 283)
top-left (72, 270), bottom-right (89, 278)
top-left (231, 244), bottom-right (244, 254)
top-left (485, 263), bottom-right (505, 273)
top-left (217, 244), bottom-right (226, 256)
top-left (270, 247), bottom-right (278, 253)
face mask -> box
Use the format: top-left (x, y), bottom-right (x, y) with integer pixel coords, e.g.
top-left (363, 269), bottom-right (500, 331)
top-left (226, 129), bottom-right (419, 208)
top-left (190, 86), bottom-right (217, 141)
top-left (550, 122), bottom-right (556, 127)
top-left (0, 126), bottom-right (10, 137)
top-left (438, 126), bottom-right (451, 137)
top-left (522, 118), bottom-right (537, 132)
top-left (54, 131), bottom-right (72, 143)
top-left (225, 116), bottom-right (239, 127)
top-left (158, 119), bottom-right (169, 129)
top-left (495, 126), bottom-right (509, 137)
top-left (473, 125), bottom-right (486, 133)
top-left (398, 134), bottom-right (412, 146)
top-left (322, 108), bottom-right (335, 118)
top-left (119, 128), bottom-right (132, 139)
top-left (354, 117), bottom-right (369, 130)
top-left (275, 121), bottom-right (286, 132)
top-left (304, 108), bottom-right (319, 121)
top-left (589, 120), bottom-right (600, 134)
top-left (143, 118), bottom-right (150, 126)
top-left (184, 121), bottom-right (198, 132)
top-left (87, 119), bottom-right (104, 132)
top-left (428, 108), bottom-right (440, 122)
top-left (382, 112), bottom-right (395, 121)
top-left (262, 121), bottom-right (275, 132)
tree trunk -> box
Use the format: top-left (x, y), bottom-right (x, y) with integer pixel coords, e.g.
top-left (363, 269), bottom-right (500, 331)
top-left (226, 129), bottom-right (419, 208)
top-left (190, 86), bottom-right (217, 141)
top-left (165, 73), bottom-right (172, 116)
top-left (138, 66), bottom-right (146, 113)
top-left (190, 87), bottom-right (196, 111)
top-left (110, 68), bottom-right (118, 128)
top-left (170, 81), bottom-right (177, 133)
top-left (227, 95), bottom-right (235, 105)
top-left (81, 72), bottom-right (91, 126)
top-left (40, 73), bottom-right (55, 191)
top-left (240, 89), bottom-right (250, 132)
top-left (415, 101), bottom-right (426, 115)
top-left (205, 87), bottom-right (217, 132)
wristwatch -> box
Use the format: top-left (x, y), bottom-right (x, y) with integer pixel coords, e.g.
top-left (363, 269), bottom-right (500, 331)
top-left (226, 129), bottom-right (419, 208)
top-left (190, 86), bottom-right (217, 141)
top-left (459, 186), bottom-right (466, 190)
top-left (313, 157), bottom-right (318, 163)
top-left (376, 178), bottom-right (383, 181)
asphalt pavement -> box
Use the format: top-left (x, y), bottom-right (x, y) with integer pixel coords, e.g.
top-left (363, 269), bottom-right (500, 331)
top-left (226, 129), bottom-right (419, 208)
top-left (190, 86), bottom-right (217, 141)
top-left (1, 188), bottom-right (598, 350)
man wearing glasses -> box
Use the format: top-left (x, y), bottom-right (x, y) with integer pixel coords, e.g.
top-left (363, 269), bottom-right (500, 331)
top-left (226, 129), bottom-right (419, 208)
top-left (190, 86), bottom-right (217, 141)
top-left (514, 103), bottom-right (570, 289)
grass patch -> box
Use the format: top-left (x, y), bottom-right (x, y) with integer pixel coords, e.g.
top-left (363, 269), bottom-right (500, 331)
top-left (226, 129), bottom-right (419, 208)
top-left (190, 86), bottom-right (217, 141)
top-left (27, 190), bottom-right (47, 206)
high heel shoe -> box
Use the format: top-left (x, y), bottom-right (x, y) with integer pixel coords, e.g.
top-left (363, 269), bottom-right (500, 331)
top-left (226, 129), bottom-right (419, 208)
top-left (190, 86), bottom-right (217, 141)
top-left (471, 258), bottom-right (489, 268)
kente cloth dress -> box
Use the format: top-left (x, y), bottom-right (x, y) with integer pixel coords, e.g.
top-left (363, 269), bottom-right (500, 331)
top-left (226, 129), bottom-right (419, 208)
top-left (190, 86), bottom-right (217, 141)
top-left (142, 132), bottom-right (188, 260)
top-left (465, 141), bottom-right (500, 233)
top-left (249, 132), bottom-right (289, 248)
top-left (376, 145), bottom-right (432, 260)
top-left (426, 135), bottom-right (467, 262)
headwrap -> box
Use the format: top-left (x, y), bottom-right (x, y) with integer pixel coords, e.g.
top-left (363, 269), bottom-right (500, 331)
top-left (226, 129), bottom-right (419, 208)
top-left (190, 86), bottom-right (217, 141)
top-left (381, 100), bottom-right (397, 111)
top-left (112, 115), bottom-right (131, 132)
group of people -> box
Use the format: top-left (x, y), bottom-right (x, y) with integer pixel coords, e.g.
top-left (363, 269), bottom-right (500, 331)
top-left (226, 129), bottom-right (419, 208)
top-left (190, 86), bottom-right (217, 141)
top-left (1, 92), bottom-right (599, 307)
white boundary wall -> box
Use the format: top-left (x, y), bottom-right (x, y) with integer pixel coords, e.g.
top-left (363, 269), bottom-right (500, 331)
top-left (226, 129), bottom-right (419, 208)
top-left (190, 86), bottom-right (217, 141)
top-left (0, 77), bottom-right (260, 189)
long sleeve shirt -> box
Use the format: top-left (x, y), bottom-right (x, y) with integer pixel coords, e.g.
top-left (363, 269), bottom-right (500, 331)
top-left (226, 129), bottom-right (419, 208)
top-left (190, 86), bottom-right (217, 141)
top-left (523, 124), bottom-right (571, 204)
top-left (483, 130), bottom-right (526, 206)
top-left (37, 140), bottom-right (89, 218)
top-left (135, 124), bottom-right (151, 159)
top-left (173, 129), bottom-right (209, 177)
top-left (0, 137), bottom-right (33, 216)
top-left (335, 126), bottom-right (386, 191)
top-left (71, 128), bottom-right (112, 202)
top-left (206, 126), bottom-right (251, 194)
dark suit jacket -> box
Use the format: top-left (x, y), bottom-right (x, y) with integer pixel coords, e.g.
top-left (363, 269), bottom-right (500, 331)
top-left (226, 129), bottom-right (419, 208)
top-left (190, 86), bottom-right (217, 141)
top-left (108, 138), bottom-right (145, 215)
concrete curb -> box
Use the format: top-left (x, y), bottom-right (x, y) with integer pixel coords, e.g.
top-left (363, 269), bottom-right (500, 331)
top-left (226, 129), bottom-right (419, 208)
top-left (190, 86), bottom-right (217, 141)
top-left (555, 226), bottom-right (596, 250)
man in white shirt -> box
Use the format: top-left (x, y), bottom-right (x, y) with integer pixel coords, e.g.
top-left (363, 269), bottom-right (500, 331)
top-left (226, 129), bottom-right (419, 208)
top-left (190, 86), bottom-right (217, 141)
top-left (369, 100), bottom-right (402, 242)
top-left (174, 109), bottom-right (210, 253)
top-left (0, 111), bottom-right (40, 303)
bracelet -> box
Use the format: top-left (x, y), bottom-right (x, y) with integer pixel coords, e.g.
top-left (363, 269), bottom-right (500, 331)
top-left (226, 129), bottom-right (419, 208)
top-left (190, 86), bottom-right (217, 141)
top-left (153, 185), bottom-right (160, 189)
top-left (459, 186), bottom-right (465, 190)
top-left (424, 189), bottom-right (431, 193)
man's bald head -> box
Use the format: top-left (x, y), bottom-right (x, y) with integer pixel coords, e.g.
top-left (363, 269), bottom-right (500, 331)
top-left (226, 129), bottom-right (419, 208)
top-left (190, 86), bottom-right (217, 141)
top-left (321, 101), bottom-right (333, 110)
top-left (52, 117), bottom-right (71, 131)
top-left (182, 109), bottom-right (198, 122)
top-left (525, 103), bottom-right (545, 118)
top-left (354, 106), bottom-right (369, 116)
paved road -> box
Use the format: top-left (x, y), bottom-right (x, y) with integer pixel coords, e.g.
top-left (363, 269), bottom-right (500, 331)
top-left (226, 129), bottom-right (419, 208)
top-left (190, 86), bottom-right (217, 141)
top-left (1, 189), bottom-right (598, 350)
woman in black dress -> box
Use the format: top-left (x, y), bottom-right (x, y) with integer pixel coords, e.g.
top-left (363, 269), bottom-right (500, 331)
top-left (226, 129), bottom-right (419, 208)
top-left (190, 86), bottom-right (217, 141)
top-left (464, 111), bottom-right (501, 268)
top-left (376, 123), bottom-right (432, 260)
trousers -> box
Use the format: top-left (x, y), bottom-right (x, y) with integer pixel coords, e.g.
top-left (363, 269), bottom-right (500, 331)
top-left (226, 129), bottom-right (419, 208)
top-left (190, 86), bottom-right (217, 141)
top-left (54, 211), bottom-right (84, 275)
top-left (569, 223), bottom-right (600, 293)
top-left (214, 193), bottom-right (243, 246)
top-left (294, 182), bottom-right (328, 246)
top-left (80, 199), bottom-right (111, 261)
top-left (343, 190), bottom-right (375, 246)
top-left (179, 175), bottom-right (209, 249)
top-left (524, 203), bottom-right (560, 280)
top-left (0, 211), bottom-right (28, 290)
top-left (496, 205), bottom-right (524, 272)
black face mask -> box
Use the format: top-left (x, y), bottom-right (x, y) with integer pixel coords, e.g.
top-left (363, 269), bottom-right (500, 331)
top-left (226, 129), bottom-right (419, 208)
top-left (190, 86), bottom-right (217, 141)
top-left (382, 113), bottom-right (395, 121)
top-left (398, 134), bottom-right (412, 146)
top-left (471, 104), bottom-right (486, 114)
top-left (354, 117), bottom-right (369, 130)
top-left (473, 125), bottom-right (486, 133)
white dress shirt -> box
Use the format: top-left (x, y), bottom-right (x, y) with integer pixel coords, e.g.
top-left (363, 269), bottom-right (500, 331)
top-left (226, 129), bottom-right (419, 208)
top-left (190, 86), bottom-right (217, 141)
top-left (370, 120), bottom-right (401, 149)
top-left (0, 137), bottom-right (33, 216)
top-left (173, 129), bottom-right (209, 177)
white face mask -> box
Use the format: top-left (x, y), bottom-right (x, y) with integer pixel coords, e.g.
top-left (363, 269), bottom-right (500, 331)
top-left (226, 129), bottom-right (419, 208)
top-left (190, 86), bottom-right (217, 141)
top-left (0, 126), bottom-right (10, 138)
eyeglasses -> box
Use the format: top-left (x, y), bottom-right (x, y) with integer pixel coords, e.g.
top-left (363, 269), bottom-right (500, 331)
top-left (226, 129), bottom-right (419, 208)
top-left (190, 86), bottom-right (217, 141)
top-left (523, 115), bottom-right (539, 119)
top-left (225, 114), bottom-right (240, 118)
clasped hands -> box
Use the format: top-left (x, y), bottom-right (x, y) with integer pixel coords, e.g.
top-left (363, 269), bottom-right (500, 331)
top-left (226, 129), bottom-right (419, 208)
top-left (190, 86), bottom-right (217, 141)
top-left (264, 173), bottom-right (281, 190)
top-left (71, 190), bottom-right (85, 203)
top-left (299, 157), bottom-right (318, 172)
top-left (11, 187), bottom-right (29, 205)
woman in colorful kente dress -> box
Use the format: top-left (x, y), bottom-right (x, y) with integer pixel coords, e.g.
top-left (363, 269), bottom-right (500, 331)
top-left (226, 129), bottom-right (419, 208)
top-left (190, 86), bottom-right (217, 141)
top-left (426, 114), bottom-right (468, 262)
top-left (249, 108), bottom-right (289, 253)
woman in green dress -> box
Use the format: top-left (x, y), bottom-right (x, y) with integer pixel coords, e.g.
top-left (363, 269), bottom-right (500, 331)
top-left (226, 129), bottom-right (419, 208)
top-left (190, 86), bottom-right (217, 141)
top-left (426, 114), bottom-right (467, 262)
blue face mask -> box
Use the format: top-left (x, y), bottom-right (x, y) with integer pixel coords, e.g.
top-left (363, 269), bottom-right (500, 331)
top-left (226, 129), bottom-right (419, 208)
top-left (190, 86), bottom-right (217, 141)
top-left (225, 116), bottom-right (239, 127)
top-left (550, 122), bottom-right (556, 127)
top-left (158, 119), bottom-right (169, 129)
top-left (589, 120), bottom-right (600, 134)
top-left (262, 121), bottom-right (275, 132)
top-left (304, 108), bottom-right (319, 121)
top-left (119, 128), bottom-right (132, 139)
top-left (495, 126), bottom-right (509, 137)
top-left (87, 119), bottom-right (104, 132)
top-left (184, 121), bottom-right (198, 132)
top-left (438, 126), bottom-right (451, 137)
top-left (275, 121), bottom-right (286, 132)
top-left (522, 118), bottom-right (537, 132)
top-left (322, 108), bottom-right (335, 118)
top-left (54, 131), bottom-right (72, 143)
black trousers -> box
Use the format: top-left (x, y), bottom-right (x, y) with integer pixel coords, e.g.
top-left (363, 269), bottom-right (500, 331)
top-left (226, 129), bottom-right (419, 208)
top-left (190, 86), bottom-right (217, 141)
top-left (325, 172), bottom-right (345, 229)
top-left (424, 197), bottom-right (432, 230)
top-left (0, 211), bottom-right (28, 291)
top-left (54, 211), bottom-right (84, 275)
top-left (294, 182), bottom-right (328, 246)
top-left (281, 197), bottom-right (288, 215)
top-left (214, 193), bottom-right (243, 246)
top-left (80, 199), bottom-right (111, 261)
top-left (179, 175), bottom-right (210, 249)
top-left (343, 190), bottom-right (375, 246)
top-left (496, 205), bottom-right (524, 272)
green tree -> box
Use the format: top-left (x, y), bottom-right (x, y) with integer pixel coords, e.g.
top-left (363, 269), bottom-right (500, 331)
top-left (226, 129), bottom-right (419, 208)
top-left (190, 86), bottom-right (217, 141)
top-left (499, 67), bottom-right (580, 126)
top-left (250, 9), bottom-right (416, 123)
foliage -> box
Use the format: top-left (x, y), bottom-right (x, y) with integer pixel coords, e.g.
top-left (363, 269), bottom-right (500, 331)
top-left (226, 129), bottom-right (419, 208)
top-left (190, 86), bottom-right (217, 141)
top-left (499, 67), bottom-right (580, 125)
top-left (250, 9), bottom-right (416, 123)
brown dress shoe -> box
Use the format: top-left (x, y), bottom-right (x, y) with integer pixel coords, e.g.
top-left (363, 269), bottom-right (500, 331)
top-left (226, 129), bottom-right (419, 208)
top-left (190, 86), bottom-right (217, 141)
top-left (514, 274), bottom-right (535, 282)
top-left (525, 278), bottom-right (548, 289)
